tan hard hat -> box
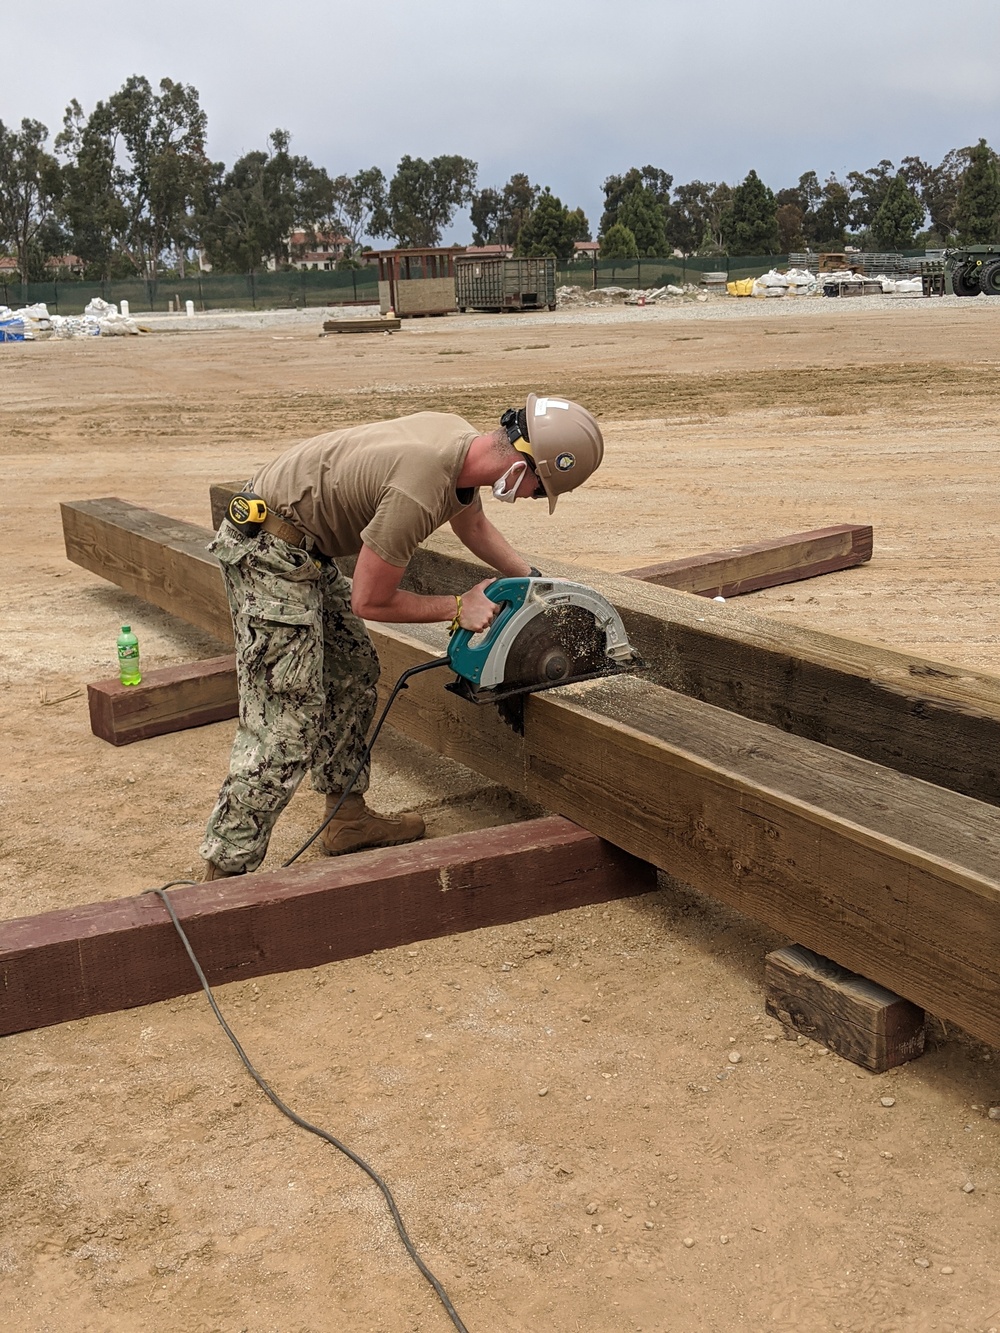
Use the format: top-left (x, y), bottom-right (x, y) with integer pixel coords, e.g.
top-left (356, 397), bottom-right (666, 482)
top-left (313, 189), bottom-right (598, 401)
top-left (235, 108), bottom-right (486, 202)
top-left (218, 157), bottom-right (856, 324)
top-left (519, 393), bottom-right (604, 513)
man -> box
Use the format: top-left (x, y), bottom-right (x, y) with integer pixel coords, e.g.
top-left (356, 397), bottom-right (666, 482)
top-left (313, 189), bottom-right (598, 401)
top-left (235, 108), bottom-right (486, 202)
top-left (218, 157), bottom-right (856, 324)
top-left (200, 393), bottom-right (604, 880)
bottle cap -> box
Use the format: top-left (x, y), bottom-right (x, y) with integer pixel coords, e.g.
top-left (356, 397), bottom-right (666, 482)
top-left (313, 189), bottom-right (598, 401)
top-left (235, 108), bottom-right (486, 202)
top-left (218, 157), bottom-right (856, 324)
top-left (121, 625), bottom-right (131, 633)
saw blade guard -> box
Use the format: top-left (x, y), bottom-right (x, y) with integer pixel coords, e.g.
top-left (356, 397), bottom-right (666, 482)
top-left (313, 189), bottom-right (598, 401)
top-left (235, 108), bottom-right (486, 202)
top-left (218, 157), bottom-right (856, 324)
top-left (447, 577), bottom-right (636, 691)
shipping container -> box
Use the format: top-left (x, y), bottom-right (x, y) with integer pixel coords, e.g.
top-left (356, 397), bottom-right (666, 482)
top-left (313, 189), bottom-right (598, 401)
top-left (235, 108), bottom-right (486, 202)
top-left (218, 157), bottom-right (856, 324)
top-left (454, 257), bottom-right (556, 312)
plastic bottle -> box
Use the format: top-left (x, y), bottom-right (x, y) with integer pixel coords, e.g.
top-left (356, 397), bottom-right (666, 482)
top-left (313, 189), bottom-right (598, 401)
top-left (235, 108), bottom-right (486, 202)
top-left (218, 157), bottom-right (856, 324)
top-left (117, 624), bottom-right (141, 686)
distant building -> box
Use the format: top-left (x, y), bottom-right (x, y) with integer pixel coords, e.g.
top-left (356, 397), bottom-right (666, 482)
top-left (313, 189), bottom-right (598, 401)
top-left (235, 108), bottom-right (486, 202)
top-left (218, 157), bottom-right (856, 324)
top-left (573, 240), bottom-right (600, 260)
top-left (0, 254), bottom-right (85, 279)
top-left (461, 244), bottom-right (513, 258)
top-left (284, 229), bottom-right (350, 271)
top-left (45, 254), bottom-right (85, 276)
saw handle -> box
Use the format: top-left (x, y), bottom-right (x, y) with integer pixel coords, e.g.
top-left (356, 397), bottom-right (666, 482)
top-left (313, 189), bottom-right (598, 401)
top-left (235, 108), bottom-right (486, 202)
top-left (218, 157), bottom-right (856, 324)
top-left (446, 576), bottom-right (532, 682)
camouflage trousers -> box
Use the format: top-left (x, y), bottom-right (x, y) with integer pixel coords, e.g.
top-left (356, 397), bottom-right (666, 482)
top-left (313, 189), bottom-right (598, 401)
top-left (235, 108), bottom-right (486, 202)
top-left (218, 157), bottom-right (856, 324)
top-left (200, 525), bottom-right (379, 873)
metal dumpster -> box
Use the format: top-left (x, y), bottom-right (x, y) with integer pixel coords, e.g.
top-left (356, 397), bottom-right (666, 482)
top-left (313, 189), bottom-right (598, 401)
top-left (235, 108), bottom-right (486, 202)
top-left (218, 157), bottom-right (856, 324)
top-left (454, 257), bottom-right (556, 312)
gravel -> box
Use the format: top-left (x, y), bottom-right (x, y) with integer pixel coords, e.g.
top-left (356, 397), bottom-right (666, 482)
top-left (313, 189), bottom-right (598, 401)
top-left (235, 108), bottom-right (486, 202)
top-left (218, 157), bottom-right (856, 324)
top-left (120, 288), bottom-right (1000, 336)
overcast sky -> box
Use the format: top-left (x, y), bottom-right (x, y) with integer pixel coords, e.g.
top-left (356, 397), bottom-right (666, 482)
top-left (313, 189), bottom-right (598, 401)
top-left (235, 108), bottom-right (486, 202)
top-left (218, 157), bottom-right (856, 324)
top-left (4, 0), bottom-right (998, 239)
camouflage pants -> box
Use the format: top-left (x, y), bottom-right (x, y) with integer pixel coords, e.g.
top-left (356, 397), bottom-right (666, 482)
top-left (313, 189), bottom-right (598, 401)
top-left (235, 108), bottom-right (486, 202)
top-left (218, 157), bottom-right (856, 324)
top-left (200, 525), bottom-right (379, 873)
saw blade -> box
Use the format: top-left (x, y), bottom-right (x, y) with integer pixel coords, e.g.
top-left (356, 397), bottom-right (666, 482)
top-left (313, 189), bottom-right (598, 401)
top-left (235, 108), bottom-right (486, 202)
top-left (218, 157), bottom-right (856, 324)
top-left (499, 605), bottom-right (610, 690)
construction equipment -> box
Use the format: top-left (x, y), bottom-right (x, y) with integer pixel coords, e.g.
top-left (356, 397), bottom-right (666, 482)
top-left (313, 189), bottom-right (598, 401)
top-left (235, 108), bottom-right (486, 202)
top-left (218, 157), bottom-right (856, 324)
top-left (446, 577), bottom-right (642, 712)
top-left (943, 245), bottom-right (1000, 296)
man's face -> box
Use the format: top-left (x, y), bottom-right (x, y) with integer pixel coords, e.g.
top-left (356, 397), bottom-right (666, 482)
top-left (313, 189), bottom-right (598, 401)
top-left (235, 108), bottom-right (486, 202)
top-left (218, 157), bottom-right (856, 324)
top-left (514, 458), bottom-right (547, 501)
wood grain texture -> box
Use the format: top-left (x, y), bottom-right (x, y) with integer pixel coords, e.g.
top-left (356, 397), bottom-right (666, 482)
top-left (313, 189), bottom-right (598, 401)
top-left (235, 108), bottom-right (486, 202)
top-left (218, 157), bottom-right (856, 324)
top-left (61, 498), bottom-right (232, 642)
top-left (399, 533), bottom-right (1000, 807)
top-left (620, 524), bottom-right (873, 598)
top-left (367, 624), bottom-right (1000, 1047)
top-left (765, 944), bottom-right (925, 1071)
top-left (0, 818), bottom-right (653, 1036)
top-left (87, 656), bottom-right (238, 745)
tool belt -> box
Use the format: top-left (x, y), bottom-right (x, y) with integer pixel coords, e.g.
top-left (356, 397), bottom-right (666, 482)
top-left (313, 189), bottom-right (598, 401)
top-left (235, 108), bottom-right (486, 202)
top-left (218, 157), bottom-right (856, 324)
top-left (227, 488), bottom-right (308, 550)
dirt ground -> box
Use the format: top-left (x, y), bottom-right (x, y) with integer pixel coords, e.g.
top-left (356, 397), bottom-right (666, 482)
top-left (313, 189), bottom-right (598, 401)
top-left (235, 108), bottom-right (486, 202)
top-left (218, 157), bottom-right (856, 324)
top-left (2, 295), bottom-right (1000, 1333)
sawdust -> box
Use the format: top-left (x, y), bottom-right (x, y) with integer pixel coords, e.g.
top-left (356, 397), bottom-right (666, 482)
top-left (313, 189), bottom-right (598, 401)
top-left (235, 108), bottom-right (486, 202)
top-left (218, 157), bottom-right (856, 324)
top-left (2, 303), bottom-right (1000, 1331)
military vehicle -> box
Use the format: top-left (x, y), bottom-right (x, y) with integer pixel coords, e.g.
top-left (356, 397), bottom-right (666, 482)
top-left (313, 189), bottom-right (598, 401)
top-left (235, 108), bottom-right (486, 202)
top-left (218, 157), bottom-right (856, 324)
top-left (944, 244), bottom-right (1000, 296)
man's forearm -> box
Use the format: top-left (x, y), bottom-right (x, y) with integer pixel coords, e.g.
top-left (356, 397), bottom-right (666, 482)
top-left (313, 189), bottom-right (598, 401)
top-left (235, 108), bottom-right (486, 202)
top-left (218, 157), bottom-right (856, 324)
top-left (352, 587), bottom-right (461, 624)
top-left (454, 517), bottom-right (532, 576)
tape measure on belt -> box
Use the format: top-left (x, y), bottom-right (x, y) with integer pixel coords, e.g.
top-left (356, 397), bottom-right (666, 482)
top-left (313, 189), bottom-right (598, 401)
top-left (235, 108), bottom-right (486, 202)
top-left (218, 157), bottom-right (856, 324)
top-left (227, 490), bottom-right (307, 548)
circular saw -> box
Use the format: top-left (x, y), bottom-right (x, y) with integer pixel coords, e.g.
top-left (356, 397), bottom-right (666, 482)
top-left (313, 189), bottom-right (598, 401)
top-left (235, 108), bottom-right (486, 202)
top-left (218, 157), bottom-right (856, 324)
top-left (446, 577), bottom-right (642, 711)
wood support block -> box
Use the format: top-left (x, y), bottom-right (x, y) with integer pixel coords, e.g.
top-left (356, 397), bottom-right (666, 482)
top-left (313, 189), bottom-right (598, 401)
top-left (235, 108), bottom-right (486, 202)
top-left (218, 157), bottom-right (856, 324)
top-left (619, 524), bottom-right (873, 598)
top-left (765, 944), bottom-right (926, 1071)
top-left (0, 817), bottom-right (654, 1036)
top-left (88, 656), bottom-right (238, 745)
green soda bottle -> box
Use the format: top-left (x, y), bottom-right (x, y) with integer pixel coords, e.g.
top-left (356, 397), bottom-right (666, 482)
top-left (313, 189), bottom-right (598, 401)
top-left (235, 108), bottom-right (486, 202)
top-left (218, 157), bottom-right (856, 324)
top-left (117, 624), bottom-right (141, 686)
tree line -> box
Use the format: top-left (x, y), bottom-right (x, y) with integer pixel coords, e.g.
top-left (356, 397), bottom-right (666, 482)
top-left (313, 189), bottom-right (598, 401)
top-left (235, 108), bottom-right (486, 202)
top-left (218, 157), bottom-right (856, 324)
top-left (1, 75), bottom-right (999, 287)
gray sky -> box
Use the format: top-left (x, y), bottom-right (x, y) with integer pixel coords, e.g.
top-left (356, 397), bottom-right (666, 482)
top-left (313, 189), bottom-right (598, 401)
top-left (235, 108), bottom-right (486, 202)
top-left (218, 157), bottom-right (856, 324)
top-left (4, 0), bottom-right (998, 239)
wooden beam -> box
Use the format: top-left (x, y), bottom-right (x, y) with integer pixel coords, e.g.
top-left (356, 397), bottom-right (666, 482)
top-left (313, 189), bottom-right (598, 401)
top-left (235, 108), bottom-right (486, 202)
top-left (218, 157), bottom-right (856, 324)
top-left (57, 499), bottom-right (1000, 1045)
top-left (88, 656), bottom-right (238, 746)
top-left (367, 625), bottom-right (1000, 1048)
top-left (62, 498), bottom-right (233, 642)
top-left (63, 497), bottom-right (1000, 806)
top-left (619, 523), bottom-right (873, 598)
top-left (0, 818), bottom-right (653, 1036)
top-left (400, 537), bottom-right (1000, 809)
top-left (209, 481), bottom-right (244, 532)
top-left (764, 945), bottom-right (925, 1072)
top-left (321, 317), bottom-right (400, 334)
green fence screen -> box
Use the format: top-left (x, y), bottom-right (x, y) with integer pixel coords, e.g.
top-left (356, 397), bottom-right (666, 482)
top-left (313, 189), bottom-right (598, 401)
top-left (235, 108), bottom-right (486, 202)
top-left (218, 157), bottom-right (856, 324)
top-left (2, 252), bottom-right (924, 316)
top-left (0, 266), bottom-right (380, 316)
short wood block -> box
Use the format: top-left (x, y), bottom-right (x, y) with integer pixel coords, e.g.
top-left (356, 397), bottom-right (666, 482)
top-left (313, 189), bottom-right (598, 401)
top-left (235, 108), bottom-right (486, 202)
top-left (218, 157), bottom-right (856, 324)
top-left (88, 656), bottom-right (238, 745)
top-left (765, 944), bottom-right (925, 1071)
top-left (0, 817), bottom-right (655, 1035)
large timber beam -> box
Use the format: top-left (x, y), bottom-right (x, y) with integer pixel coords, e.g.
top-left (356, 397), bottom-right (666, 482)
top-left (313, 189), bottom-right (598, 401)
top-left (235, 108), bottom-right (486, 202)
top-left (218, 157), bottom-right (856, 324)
top-left (63, 497), bottom-right (1000, 806)
top-left (59, 500), bottom-right (1000, 1046)
top-left (367, 622), bottom-right (1000, 1049)
top-left (0, 818), bottom-right (653, 1036)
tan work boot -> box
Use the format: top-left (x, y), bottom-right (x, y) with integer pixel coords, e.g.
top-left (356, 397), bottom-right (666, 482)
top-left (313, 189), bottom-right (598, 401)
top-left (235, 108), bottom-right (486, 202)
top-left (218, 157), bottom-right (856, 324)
top-left (321, 792), bottom-right (425, 857)
top-left (201, 859), bottom-right (246, 882)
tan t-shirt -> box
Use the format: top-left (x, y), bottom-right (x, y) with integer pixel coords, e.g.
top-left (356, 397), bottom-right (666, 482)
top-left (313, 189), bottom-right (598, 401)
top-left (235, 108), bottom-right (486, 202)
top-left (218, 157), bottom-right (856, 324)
top-left (252, 412), bottom-right (482, 565)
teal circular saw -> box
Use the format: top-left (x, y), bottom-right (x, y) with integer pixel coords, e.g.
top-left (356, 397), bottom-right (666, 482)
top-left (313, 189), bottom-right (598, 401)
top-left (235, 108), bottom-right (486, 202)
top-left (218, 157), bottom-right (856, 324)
top-left (446, 577), bottom-right (642, 709)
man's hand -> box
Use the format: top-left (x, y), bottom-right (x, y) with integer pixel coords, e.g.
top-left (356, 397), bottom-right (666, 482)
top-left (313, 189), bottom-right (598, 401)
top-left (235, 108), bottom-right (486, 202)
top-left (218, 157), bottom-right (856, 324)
top-left (458, 579), bottom-right (501, 632)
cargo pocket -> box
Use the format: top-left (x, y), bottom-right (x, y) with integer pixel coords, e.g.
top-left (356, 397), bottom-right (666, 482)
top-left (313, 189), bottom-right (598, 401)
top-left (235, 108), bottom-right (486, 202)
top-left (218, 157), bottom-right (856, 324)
top-left (243, 619), bottom-right (321, 697)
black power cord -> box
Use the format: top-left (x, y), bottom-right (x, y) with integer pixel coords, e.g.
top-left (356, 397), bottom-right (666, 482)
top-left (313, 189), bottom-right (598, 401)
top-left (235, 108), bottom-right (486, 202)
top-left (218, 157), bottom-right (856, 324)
top-left (145, 655), bottom-right (470, 1332)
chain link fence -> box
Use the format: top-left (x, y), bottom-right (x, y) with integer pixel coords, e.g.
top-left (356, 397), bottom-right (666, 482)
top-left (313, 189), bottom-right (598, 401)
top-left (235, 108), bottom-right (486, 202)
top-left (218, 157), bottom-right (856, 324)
top-left (0, 266), bottom-right (379, 316)
top-left (556, 255), bottom-right (795, 289)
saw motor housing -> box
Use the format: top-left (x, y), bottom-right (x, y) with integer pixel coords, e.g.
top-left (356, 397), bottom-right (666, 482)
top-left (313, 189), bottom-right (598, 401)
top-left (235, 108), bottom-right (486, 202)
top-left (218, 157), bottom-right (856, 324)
top-left (446, 577), bottom-right (641, 706)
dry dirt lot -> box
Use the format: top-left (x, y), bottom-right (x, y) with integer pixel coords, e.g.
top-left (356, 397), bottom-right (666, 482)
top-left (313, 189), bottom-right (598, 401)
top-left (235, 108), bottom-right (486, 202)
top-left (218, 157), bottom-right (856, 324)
top-left (2, 294), bottom-right (1000, 1333)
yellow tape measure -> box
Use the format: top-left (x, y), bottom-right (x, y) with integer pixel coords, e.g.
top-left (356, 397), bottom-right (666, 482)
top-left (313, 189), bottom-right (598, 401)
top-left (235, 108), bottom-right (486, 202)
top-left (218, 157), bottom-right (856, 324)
top-left (228, 493), bottom-right (267, 528)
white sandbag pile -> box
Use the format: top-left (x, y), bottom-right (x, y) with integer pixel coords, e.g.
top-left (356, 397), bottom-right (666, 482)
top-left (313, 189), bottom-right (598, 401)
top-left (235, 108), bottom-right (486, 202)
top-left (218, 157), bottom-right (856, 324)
top-left (750, 268), bottom-right (818, 297)
top-left (0, 298), bottom-right (141, 339)
top-left (876, 275), bottom-right (923, 296)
